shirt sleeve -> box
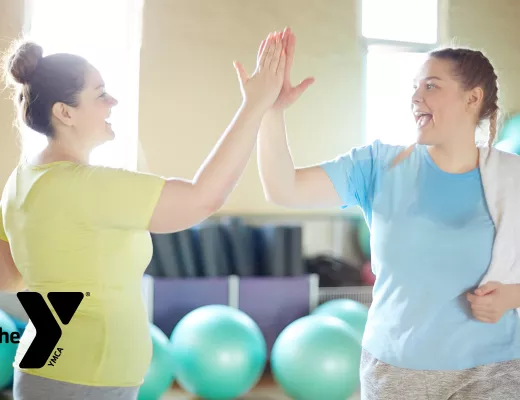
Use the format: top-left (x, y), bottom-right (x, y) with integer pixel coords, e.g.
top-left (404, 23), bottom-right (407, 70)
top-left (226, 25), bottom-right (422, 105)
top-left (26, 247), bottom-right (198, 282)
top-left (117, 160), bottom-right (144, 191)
top-left (68, 165), bottom-right (167, 230)
top-left (0, 204), bottom-right (7, 242)
top-left (319, 140), bottom-right (384, 212)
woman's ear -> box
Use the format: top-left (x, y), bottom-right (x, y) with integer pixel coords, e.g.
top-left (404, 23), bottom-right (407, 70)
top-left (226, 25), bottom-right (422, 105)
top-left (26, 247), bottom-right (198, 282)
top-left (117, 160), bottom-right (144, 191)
top-left (52, 102), bottom-right (75, 128)
top-left (466, 86), bottom-right (484, 112)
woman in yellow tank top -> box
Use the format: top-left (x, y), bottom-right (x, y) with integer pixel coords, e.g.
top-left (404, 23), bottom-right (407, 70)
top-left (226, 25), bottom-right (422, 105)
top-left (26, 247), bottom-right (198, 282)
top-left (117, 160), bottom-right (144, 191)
top-left (0, 30), bottom-right (289, 399)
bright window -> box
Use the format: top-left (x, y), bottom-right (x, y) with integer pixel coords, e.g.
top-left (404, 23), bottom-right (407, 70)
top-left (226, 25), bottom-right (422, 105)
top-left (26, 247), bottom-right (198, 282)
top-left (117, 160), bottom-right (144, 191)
top-left (365, 48), bottom-right (428, 145)
top-left (362, 0), bottom-right (439, 44)
top-left (362, 0), bottom-right (439, 145)
top-left (22, 0), bottom-right (143, 170)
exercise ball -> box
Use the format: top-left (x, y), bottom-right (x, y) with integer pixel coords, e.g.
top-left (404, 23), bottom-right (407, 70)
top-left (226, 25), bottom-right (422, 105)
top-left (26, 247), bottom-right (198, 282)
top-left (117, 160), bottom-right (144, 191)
top-left (138, 324), bottom-right (176, 400)
top-left (495, 114), bottom-right (520, 154)
top-left (170, 305), bottom-right (266, 399)
top-left (312, 299), bottom-right (369, 343)
top-left (10, 317), bottom-right (27, 336)
top-left (0, 310), bottom-right (18, 390)
top-left (271, 315), bottom-right (362, 400)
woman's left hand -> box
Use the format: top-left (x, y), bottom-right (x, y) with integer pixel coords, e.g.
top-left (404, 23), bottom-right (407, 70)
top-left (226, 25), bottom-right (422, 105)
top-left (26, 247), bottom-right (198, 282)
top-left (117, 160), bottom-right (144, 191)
top-left (467, 282), bottom-right (520, 323)
top-left (257, 27), bottom-right (315, 111)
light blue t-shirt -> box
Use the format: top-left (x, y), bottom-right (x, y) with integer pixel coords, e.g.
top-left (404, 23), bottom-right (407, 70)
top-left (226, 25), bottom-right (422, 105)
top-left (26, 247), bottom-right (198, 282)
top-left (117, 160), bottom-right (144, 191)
top-left (320, 139), bottom-right (520, 370)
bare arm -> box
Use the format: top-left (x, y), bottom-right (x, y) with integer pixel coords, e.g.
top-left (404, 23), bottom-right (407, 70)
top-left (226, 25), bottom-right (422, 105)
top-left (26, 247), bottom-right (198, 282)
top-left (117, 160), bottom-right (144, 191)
top-left (0, 240), bottom-right (24, 292)
top-left (148, 103), bottom-right (265, 233)
top-left (257, 109), bottom-right (343, 208)
top-left (148, 32), bottom-right (286, 233)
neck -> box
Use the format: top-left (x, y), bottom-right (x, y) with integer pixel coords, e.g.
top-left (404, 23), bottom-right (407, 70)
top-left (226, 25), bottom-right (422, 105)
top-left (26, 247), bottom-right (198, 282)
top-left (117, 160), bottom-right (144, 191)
top-left (427, 133), bottom-right (479, 174)
top-left (40, 138), bottom-right (91, 165)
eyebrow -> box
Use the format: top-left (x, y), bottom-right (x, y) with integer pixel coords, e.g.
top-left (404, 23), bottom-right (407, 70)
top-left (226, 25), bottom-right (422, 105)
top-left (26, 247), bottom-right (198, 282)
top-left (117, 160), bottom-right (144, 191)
top-left (413, 76), bottom-right (442, 86)
top-left (414, 76), bottom-right (442, 82)
top-left (95, 84), bottom-right (105, 90)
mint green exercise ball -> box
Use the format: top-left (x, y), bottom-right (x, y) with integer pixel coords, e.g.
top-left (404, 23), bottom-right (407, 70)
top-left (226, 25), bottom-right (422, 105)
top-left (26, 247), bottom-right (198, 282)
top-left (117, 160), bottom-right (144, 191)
top-left (495, 114), bottom-right (520, 154)
top-left (138, 324), bottom-right (176, 400)
top-left (0, 310), bottom-right (18, 390)
top-left (312, 298), bottom-right (369, 343)
top-left (271, 315), bottom-right (362, 400)
top-left (169, 305), bottom-right (266, 399)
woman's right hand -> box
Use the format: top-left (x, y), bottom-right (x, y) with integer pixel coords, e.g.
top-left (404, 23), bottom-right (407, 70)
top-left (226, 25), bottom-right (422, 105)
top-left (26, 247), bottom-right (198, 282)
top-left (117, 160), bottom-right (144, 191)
top-left (234, 32), bottom-right (286, 113)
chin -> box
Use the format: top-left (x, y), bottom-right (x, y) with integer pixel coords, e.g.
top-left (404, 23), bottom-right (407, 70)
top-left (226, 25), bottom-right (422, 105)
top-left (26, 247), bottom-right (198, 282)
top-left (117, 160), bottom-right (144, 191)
top-left (103, 128), bottom-right (115, 142)
top-left (416, 128), bottom-right (437, 145)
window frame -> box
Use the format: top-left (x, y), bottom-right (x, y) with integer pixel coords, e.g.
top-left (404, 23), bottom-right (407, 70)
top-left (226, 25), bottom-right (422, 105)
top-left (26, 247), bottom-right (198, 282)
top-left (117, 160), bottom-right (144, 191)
top-left (358, 0), bottom-right (442, 144)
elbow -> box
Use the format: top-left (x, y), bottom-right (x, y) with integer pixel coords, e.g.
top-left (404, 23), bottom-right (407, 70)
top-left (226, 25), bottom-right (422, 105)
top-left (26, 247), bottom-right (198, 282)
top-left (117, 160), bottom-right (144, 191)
top-left (263, 188), bottom-right (294, 208)
top-left (0, 276), bottom-right (24, 293)
top-left (199, 195), bottom-right (226, 217)
top-left (260, 174), bottom-right (297, 208)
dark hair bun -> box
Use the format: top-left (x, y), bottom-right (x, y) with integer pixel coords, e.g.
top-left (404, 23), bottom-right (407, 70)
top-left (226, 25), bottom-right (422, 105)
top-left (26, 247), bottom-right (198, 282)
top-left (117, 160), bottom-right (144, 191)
top-left (8, 42), bottom-right (43, 85)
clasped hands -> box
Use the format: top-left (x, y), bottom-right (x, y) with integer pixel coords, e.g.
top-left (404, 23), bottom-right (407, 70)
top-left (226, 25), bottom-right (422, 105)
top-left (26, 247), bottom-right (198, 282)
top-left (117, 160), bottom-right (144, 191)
top-left (466, 281), bottom-right (520, 323)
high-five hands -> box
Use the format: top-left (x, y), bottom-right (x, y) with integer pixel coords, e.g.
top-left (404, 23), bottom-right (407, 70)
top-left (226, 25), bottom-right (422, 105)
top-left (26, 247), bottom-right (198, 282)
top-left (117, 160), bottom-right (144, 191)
top-left (234, 32), bottom-right (286, 113)
top-left (257, 27), bottom-right (315, 110)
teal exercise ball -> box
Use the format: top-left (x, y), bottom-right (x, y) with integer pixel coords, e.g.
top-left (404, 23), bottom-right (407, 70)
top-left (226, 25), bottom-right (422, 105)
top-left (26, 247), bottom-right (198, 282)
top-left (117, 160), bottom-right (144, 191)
top-left (138, 324), bottom-right (176, 400)
top-left (0, 310), bottom-right (18, 390)
top-left (170, 305), bottom-right (266, 399)
top-left (495, 114), bottom-right (520, 154)
top-left (312, 299), bottom-right (369, 343)
top-left (271, 315), bottom-right (362, 400)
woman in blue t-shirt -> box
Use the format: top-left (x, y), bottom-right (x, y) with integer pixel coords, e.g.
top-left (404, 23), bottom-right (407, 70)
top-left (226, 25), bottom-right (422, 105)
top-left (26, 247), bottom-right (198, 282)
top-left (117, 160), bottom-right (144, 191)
top-left (259, 28), bottom-right (520, 399)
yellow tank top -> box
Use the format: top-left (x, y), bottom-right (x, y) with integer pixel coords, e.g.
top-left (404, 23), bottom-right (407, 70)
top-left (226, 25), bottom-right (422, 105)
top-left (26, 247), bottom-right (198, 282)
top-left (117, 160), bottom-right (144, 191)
top-left (0, 161), bottom-right (166, 387)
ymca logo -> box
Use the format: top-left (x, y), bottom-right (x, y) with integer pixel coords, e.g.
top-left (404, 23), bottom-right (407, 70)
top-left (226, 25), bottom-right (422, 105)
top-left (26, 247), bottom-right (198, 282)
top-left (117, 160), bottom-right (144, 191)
top-left (16, 292), bottom-right (84, 368)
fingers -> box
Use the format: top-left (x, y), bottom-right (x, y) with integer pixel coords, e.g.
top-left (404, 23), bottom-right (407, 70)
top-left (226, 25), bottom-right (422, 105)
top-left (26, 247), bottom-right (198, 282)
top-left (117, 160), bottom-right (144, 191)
top-left (276, 47), bottom-right (287, 76)
top-left (466, 292), bottom-right (492, 306)
top-left (282, 27), bottom-right (291, 51)
top-left (293, 77), bottom-right (315, 95)
top-left (467, 290), bottom-right (504, 323)
top-left (258, 34), bottom-right (273, 68)
top-left (472, 309), bottom-right (501, 323)
top-left (257, 39), bottom-right (266, 63)
top-left (475, 281), bottom-right (501, 296)
top-left (233, 61), bottom-right (248, 85)
top-left (263, 34), bottom-right (278, 68)
top-left (269, 33), bottom-right (283, 71)
top-left (474, 315), bottom-right (497, 324)
top-left (284, 31), bottom-right (296, 81)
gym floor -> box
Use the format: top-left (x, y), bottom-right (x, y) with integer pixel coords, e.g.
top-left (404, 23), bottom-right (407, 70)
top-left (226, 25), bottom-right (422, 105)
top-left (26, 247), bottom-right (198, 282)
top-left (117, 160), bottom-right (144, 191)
top-left (162, 372), bottom-right (361, 399)
top-left (0, 372), bottom-right (362, 399)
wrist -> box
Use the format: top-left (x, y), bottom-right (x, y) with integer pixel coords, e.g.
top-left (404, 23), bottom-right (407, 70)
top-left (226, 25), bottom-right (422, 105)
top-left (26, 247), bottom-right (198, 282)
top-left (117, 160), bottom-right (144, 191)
top-left (240, 101), bottom-right (268, 120)
top-left (510, 284), bottom-right (520, 309)
top-left (262, 108), bottom-right (285, 124)
top-left (266, 107), bottom-right (285, 117)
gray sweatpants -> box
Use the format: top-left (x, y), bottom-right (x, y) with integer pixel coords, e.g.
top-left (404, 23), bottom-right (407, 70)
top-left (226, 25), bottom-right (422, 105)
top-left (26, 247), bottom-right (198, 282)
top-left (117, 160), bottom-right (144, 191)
top-left (12, 369), bottom-right (140, 400)
top-left (360, 349), bottom-right (520, 400)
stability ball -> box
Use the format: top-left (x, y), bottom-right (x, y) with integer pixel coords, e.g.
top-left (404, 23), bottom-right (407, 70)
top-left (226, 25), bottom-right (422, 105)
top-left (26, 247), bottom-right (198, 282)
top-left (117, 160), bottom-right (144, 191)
top-left (271, 315), bottom-right (362, 400)
top-left (138, 324), bottom-right (176, 400)
top-left (0, 310), bottom-right (18, 390)
top-left (170, 305), bottom-right (266, 399)
top-left (312, 299), bottom-right (369, 343)
top-left (495, 114), bottom-right (520, 154)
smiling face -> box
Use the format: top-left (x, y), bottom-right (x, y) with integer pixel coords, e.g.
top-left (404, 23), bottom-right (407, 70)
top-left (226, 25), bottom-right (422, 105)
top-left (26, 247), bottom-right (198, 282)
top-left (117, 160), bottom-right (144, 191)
top-left (70, 65), bottom-right (119, 147)
top-left (50, 64), bottom-right (118, 150)
top-left (412, 57), bottom-right (481, 146)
